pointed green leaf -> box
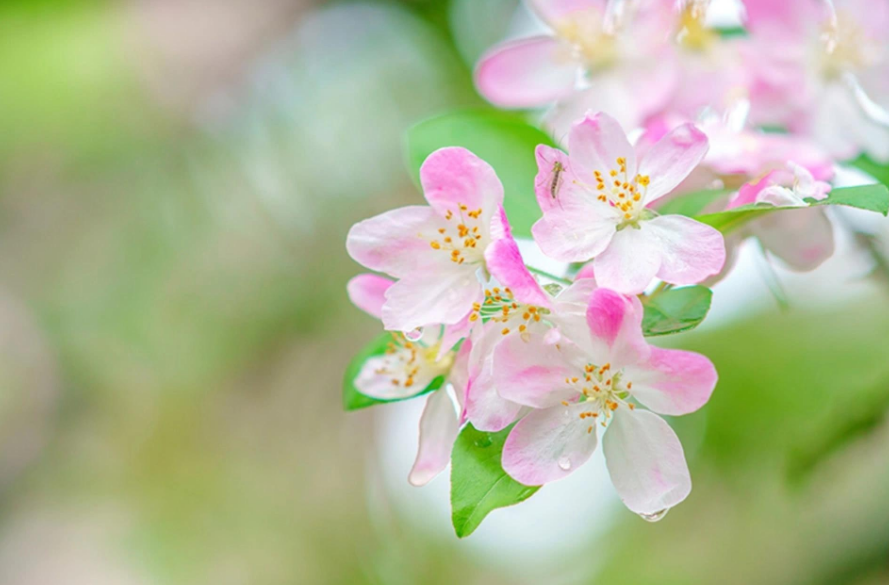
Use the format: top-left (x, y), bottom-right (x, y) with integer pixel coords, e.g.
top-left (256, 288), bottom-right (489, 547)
top-left (642, 286), bottom-right (713, 337)
top-left (405, 109), bottom-right (556, 238)
top-left (694, 183), bottom-right (889, 234)
top-left (450, 423), bottom-right (540, 537)
top-left (343, 333), bottom-right (443, 411)
top-left (849, 154), bottom-right (889, 187)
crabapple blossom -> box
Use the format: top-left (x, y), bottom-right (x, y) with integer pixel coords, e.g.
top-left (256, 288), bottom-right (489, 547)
top-left (533, 111), bottom-right (726, 294)
top-left (495, 287), bottom-right (717, 514)
top-left (346, 147), bottom-right (549, 333)
top-left (347, 273), bottom-right (471, 487)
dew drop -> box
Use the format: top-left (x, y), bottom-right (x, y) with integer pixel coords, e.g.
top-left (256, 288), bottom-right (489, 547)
top-left (405, 327), bottom-right (423, 342)
top-left (557, 456), bottom-right (572, 471)
top-left (638, 508), bottom-right (669, 523)
top-left (474, 435), bottom-right (493, 449)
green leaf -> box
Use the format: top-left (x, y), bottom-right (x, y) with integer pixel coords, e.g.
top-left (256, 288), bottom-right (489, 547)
top-left (655, 188), bottom-right (732, 217)
top-left (694, 183), bottom-right (889, 234)
top-left (642, 286), bottom-right (713, 337)
top-left (450, 423), bottom-right (540, 537)
top-left (342, 333), bottom-right (443, 411)
top-left (848, 154), bottom-right (889, 187)
top-left (405, 109), bottom-right (556, 238)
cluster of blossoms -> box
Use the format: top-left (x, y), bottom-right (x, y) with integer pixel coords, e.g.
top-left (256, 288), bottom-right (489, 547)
top-left (343, 0), bottom-right (888, 530)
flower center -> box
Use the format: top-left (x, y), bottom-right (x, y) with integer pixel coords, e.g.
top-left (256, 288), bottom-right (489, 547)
top-left (553, 10), bottom-right (620, 71)
top-left (820, 12), bottom-right (879, 78)
top-left (562, 362), bottom-right (635, 434)
top-left (375, 334), bottom-right (453, 389)
top-left (591, 157), bottom-right (650, 221)
top-left (428, 203), bottom-right (485, 265)
top-left (469, 287), bottom-right (550, 340)
top-left (676, 3), bottom-right (716, 52)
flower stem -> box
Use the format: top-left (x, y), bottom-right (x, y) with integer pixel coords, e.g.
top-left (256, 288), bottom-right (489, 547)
top-left (526, 265), bottom-right (572, 286)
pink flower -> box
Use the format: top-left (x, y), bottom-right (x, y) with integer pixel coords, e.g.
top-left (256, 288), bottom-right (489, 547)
top-left (346, 147), bottom-right (549, 333)
top-left (475, 0), bottom-right (679, 135)
top-left (741, 0), bottom-right (889, 160)
top-left (533, 111), bottom-right (726, 294)
top-left (347, 273), bottom-right (473, 487)
top-left (464, 275), bottom-right (599, 433)
top-left (730, 163), bottom-right (835, 271)
top-left (494, 288), bottom-right (717, 515)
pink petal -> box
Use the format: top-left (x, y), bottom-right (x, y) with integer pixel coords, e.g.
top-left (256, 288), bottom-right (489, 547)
top-left (645, 215), bottom-right (726, 286)
top-left (527, 0), bottom-right (604, 27)
top-left (438, 314), bottom-right (473, 361)
top-left (475, 37), bottom-right (578, 108)
top-left (637, 123), bottom-right (709, 203)
top-left (532, 197), bottom-right (620, 262)
top-left (420, 147), bottom-right (504, 220)
top-left (603, 408), bottom-right (691, 515)
top-left (493, 335), bottom-right (579, 408)
top-left (742, 0), bottom-right (824, 38)
top-left (409, 389), bottom-right (460, 486)
top-left (753, 207), bottom-right (835, 271)
top-left (568, 112), bottom-right (637, 184)
top-left (464, 326), bottom-right (523, 432)
top-left (346, 274), bottom-right (393, 319)
top-left (381, 267), bottom-right (482, 332)
top-left (502, 402), bottom-right (599, 486)
top-left (534, 145), bottom-right (574, 213)
top-left (625, 348), bottom-right (717, 416)
top-left (485, 234), bottom-right (551, 308)
top-left (593, 227), bottom-right (661, 294)
top-left (346, 206), bottom-right (443, 278)
top-left (584, 288), bottom-right (648, 366)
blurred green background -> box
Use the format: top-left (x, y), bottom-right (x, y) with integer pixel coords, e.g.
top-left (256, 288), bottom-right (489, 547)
top-left (1, 0), bottom-right (888, 583)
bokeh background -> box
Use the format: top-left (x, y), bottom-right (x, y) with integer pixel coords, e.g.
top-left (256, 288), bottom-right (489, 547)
top-left (2, 0), bottom-right (889, 583)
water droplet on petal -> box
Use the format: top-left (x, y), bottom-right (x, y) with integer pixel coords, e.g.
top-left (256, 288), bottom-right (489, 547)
top-left (405, 327), bottom-right (423, 342)
top-left (557, 456), bottom-right (571, 471)
top-left (638, 508), bottom-right (669, 523)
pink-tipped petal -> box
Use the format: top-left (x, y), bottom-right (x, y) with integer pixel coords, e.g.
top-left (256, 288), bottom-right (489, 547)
top-left (603, 408), bottom-right (691, 515)
top-left (584, 288), bottom-right (648, 366)
top-left (346, 274), bottom-right (393, 319)
top-left (637, 123), bottom-right (709, 203)
top-left (645, 215), bottom-right (726, 286)
top-left (625, 348), bottom-right (717, 416)
top-left (475, 37), bottom-right (578, 108)
top-left (485, 236), bottom-right (551, 308)
top-left (532, 197), bottom-right (620, 262)
top-left (502, 403), bottom-right (599, 486)
top-left (569, 112), bottom-right (637, 184)
top-left (420, 147), bottom-right (504, 219)
top-left (493, 335), bottom-right (579, 408)
top-left (381, 267), bottom-right (482, 332)
top-left (409, 389), bottom-right (460, 486)
top-left (593, 227), bottom-right (661, 294)
top-left (464, 326), bottom-right (523, 432)
top-left (753, 207), bottom-right (835, 271)
top-left (346, 206), bottom-right (443, 278)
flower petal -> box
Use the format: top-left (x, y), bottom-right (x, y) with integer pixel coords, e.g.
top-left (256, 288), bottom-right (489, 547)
top-left (584, 287), bottom-right (648, 366)
top-left (753, 207), bottom-right (835, 271)
top-left (637, 123), bottom-right (709, 203)
top-left (420, 147), bottom-right (504, 220)
top-left (527, 0), bottom-right (604, 27)
top-left (532, 196), bottom-right (620, 262)
top-left (502, 402), bottom-right (599, 486)
top-left (346, 206), bottom-right (443, 278)
top-left (409, 389), bottom-right (460, 486)
top-left (593, 227), bottom-right (661, 294)
top-left (346, 274), bottom-right (393, 319)
top-left (475, 37), bottom-right (578, 108)
top-left (534, 144), bottom-right (575, 213)
top-left (569, 112), bottom-right (637, 184)
top-left (493, 334), bottom-right (579, 408)
top-left (625, 347), bottom-right (717, 416)
top-left (381, 266), bottom-right (481, 332)
top-left (355, 354), bottom-right (438, 401)
top-left (464, 326), bottom-right (523, 432)
top-left (645, 215), bottom-right (726, 286)
top-left (603, 408), bottom-right (691, 515)
top-left (485, 231), bottom-right (551, 308)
